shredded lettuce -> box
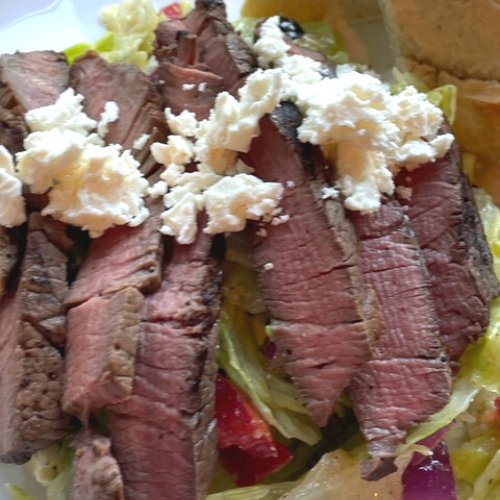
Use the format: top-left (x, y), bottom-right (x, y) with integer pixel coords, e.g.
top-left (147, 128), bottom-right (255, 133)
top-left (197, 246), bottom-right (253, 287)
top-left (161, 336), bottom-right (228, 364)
top-left (64, 0), bottom-right (164, 68)
top-left (219, 302), bottom-right (321, 446)
top-left (4, 485), bottom-right (36, 500)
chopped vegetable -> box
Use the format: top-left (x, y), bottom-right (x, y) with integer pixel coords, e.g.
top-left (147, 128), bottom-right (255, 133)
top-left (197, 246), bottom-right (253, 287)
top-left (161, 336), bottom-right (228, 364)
top-left (402, 441), bottom-right (458, 500)
top-left (5, 485), bottom-right (36, 500)
top-left (219, 442), bottom-right (293, 487)
top-left (64, 0), bottom-right (164, 69)
top-left (216, 374), bottom-right (278, 458)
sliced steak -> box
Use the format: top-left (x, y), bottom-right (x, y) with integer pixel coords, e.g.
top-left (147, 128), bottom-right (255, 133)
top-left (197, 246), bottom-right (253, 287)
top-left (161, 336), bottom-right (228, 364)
top-left (70, 429), bottom-right (124, 500)
top-left (70, 52), bottom-right (167, 166)
top-left (156, 62), bottom-right (223, 120)
top-left (21, 213), bottom-right (72, 347)
top-left (110, 231), bottom-right (223, 500)
top-left (0, 214), bottom-right (69, 464)
top-left (348, 199), bottom-right (452, 480)
top-left (0, 226), bottom-right (19, 300)
top-left (63, 287), bottom-right (144, 420)
top-left (67, 198), bottom-right (163, 307)
top-left (182, 0), bottom-right (257, 93)
top-left (244, 102), bottom-right (377, 427)
top-left (0, 105), bottom-right (28, 154)
top-left (0, 51), bottom-right (69, 112)
top-left (396, 135), bottom-right (499, 359)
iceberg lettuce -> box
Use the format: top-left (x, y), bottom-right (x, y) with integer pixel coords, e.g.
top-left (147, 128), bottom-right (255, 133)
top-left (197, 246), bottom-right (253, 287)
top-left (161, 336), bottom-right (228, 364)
top-left (64, 0), bottom-right (164, 69)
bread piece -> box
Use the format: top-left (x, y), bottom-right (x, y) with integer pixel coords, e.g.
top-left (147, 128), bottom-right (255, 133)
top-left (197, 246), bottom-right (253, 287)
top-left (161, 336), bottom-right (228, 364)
top-left (379, 0), bottom-right (500, 81)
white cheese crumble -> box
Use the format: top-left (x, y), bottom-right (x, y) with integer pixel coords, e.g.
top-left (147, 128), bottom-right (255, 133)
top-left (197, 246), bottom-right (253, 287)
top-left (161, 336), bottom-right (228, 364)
top-left (165, 108), bottom-right (199, 137)
top-left (321, 186), bottom-right (339, 200)
top-left (182, 83), bottom-right (196, 91)
top-left (132, 133), bottom-right (151, 151)
top-left (194, 69), bottom-right (282, 174)
top-left (252, 16), bottom-right (454, 213)
top-left (25, 88), bottom-right (97, 135)
top-left (17, 88), bottom-right (149, 237)
top-left (198, 82), bottom-right (207, 92)
top-left (263, 262), bottom-right (275, 271)
top-left (150, 72), bottom-right (285, 244)
top-left (43, 146), bottom-right (149, 238)
top-left (0, 146), bottom-right (26, 227)
top-left (97, 101), bottom-right (120, 138)
top-left (151, 135), bottom-right (194, 166)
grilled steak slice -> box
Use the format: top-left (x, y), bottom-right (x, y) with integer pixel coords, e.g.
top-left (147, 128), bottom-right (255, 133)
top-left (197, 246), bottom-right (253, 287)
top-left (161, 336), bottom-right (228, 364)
top-left (0, 106), bottom-right (27, 154)
top-left (396, 135), bottom-right (500, 359)
top-left (20, 213), bottom-right (71, 347)
top-left (0, 214), bottom-right (69, 464)
top-left (182, 0), bottom-right (257, 93)
top-left (63, 287), bottom-right (144, 420)
top-left (348, 199), bottom-right (452, 480)
top-left (70, 429), bottom-right (124, 500)
top-left (0, 226), bottom-right (19, 300)
top-left (70, 52), bottom-right (167, 156)
top-left (110, 232), bottom-right (223, 500)
top-left (67, 198), bottom-right (163, 307)
top-left (0, 51), bottom-right (69, 112)
top-left (156, 62), bottom-right (223, 121)
top-left (244, 102), bottom-right (376, 427)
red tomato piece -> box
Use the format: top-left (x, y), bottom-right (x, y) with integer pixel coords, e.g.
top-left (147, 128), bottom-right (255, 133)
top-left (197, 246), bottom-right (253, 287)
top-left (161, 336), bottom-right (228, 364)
top-left (161, 2), bottom-right (182, 19)
top-left (494, 397), bottom-right (500, 418)
top-left (219, 442), bottom-right (294, 487)
top-left (215, 374), bottom-right (277, 458)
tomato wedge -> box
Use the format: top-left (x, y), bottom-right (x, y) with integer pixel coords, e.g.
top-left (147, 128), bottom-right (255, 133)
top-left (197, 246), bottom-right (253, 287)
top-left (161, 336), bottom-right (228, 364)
top-left (215, 374), bottom-right (293, 485)
top-left (161, 2), bottom-right (182, 19)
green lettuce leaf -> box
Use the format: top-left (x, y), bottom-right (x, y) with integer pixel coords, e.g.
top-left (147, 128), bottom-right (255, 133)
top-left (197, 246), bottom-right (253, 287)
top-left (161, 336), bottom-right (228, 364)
top-left (4, 485), bottom-right (37, 500)
top-left (218, 302), bottom-right (321, 445)
top-left (64, 0), bottom-right (164, 68)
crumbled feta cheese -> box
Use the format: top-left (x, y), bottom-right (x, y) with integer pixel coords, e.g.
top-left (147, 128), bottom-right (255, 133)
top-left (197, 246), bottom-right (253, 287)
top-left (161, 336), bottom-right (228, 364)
top-left (225, 159), bottom-right (255, 175)
top-left (271, 214), bottom-right (290, 226)
top-left (17, 90), bottom-right (149, 236)
top-left (182, 83), bottom-right (196, 91)
top-left (43, 146), bottom-right (149, 238)
top-left (144, 55), bottom-right (159, 76)
top-left (198, 82), bottom-right (207, 92)
top-left (151, 135), bottom-right (194, 167)
top-left (194, 69), bottom-right (282, 173)
top-left (165, 108), bottom-right (199, 137)
top-left (263, 262), bottom-right (275, 271)
top-left (252, 16), bottom-right (453, 213)
top-left (160, 192), bottom-right (199, 245)
top-left (203, 174), bottom-right (284, 235)
top-left (25, 88), bottom-right (97, 135)
top-left (336, 144), bottom-right (393, 213)
top-left (98, 101), bottom-right (120, 138)
top-left (132, 133), bottom-right (151, 151)
top-left (17, 129), bottom-right (100, 193)
top-left (252, 16), bottom-right (289, 68)
top-left (286, 180), bottom-right (296, 189)
top-left (0, 146), bottom-right (26, 227)
top-left (158, 171), bottom-right (284, 244)
top-left (321, 186), bottom-right (339, 200)
top-left (148, 180), bottom-right (168, 198)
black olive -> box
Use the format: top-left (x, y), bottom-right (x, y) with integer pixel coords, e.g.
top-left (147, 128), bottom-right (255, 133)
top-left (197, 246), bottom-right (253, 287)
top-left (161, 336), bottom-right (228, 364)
top-left (278, 16), bottom-right (305, 40)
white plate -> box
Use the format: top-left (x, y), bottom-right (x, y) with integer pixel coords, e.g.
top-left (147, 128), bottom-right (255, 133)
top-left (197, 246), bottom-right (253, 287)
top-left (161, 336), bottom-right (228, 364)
top-left (0, 1), bottom-right (243, 498)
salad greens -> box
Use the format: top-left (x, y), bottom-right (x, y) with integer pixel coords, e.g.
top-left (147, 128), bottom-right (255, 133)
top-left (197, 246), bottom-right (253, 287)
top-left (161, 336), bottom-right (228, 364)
top-left (64, 0), bottom-right (165, 68)
top-left (5, 1), bottom-right (500, 499)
